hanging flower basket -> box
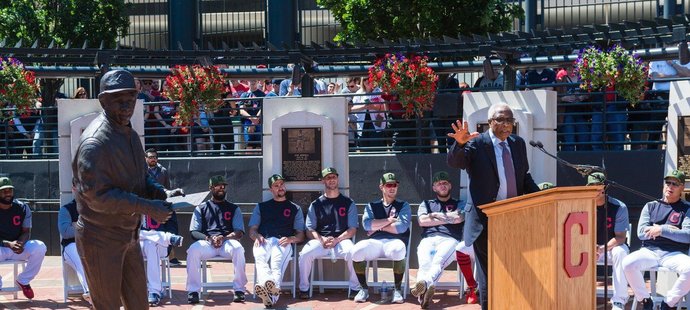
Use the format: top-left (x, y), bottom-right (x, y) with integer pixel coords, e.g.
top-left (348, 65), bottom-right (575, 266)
top-left (369, 53), bottom-right (438, 119)
top-left (573, 45), bottom-right (648, 106)
top-left (0, 57), bottom-right (40, 120)
top-left (163, 65), bottom-right (225, 126)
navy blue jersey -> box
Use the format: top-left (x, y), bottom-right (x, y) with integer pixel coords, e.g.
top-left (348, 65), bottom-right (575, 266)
top-left (367, 200), bottom-right (411, 246)
top-left (254, 199), bottom-right (303, 238)
top-left (419, 198), bottom-right (463, 240)
top-left (643, 200), bottom-right (690, 253)
top-left (0, 200), bottom-right (30, 241)
top-left (191, 200), bottom-right (242, 236)
top-left (307, 194), bottom-right (357, 237)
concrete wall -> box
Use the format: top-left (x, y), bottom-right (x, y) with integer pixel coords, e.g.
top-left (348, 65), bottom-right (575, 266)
top-left (1, 150), bottom-right (665, 265)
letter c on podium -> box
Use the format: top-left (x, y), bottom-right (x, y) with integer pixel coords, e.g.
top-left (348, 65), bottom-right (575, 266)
top-left (564, 212), bottom-right (588, 278)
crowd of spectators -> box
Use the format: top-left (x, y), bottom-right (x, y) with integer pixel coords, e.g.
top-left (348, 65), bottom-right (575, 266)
top-left (0, 59), bottom-right (682, 157)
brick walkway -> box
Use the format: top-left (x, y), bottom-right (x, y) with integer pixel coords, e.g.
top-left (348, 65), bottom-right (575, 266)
top-left (0, 256), bottom-right (481, 309)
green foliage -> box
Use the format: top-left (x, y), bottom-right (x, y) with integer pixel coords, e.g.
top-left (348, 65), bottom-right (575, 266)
top-left (317, 0), bottom-right (523, 42)
top-left (0, 0), bottom-right (130, 48)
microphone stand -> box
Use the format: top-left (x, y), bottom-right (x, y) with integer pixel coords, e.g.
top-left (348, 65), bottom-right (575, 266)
top-left (529, 140), bottom-right (656, 308)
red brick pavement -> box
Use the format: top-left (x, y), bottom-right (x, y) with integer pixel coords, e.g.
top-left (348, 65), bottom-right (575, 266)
top-left (0, 256), bottom-right (632, 309)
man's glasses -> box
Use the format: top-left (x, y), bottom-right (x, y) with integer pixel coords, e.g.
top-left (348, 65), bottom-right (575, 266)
top-left (665, 180), bottom-right (683, 187)
top-left (384, 183), bottom-right (398, 188)
top-left (146, 156), bottom-right (157, 159)
top-left (347, 84), bottom-right (357, 89)
top-left (143, 81), bottom-right (152, 85)
top-left (491, 117), bottom-right (516, 125)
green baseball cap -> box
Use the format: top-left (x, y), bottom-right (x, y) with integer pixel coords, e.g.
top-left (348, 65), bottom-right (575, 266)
top-left (0, 177), bottom-right (13, 190)
top-left (268, 174), bottom-right (285, 187)
top-left (538, 182), bottom-right (555, 190)
top-left (321, 167), bottom-right (338, 179)
top-left (432, 171), bottom-right (450, 184)
top-left (209, 175), bottom-right (228, 187)
top-left (587, 172), bottom-right (605, 185)
top-left (380, 172), bottom-right (399, 185)
top-left (665, 169), bottom-right (686, 184)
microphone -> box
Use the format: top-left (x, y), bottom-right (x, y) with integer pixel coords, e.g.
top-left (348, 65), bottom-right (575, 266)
top-left (529, 139), bottom-right (603, 177)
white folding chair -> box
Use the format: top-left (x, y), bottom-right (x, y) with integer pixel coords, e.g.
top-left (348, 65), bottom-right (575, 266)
top-left (143, 255), bottom-right (173, 299)
top-left (0, 260), bottom-right (27, 299)
top-left (253, 243), bottom-right (298, 299)
top-left (308, 236), bottom-right (356, 298)
top-left (630, 266), bottom-right (690, 310)
top-left (360, 226), bottom-right (413, 298)
top-left (61, 249), bottom-right (85, 302)
top-left (200, 256), bottom-right (235, 297)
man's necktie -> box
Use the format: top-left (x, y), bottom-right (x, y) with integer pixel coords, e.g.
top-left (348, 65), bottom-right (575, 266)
top-left (500, 142), bottom-right (517, 198)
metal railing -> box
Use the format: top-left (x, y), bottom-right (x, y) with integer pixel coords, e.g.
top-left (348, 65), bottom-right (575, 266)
top-left (0, 82), bottom-right (673, 159)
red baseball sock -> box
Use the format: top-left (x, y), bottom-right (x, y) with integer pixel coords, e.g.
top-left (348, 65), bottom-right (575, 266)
top-left (456, 251), bottom-right (476, 288)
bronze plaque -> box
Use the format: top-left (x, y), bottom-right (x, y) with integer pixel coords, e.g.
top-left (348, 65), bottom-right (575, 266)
top-left (286, 190), bottom-right (322, 210)
top-left (282, 127), bottom-right (322, 181)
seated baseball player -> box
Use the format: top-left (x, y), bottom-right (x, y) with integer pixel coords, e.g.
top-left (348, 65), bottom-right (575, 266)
top-left (140, 210), bottom-right (183, 306)
top-left (186, 175), bottom-right (247, 304)
top-left (350, 172), bottom-right (411, 304)
top-left (0, 177), bottom-right (46, 299)
top-left (249, 174), bottom-right (305, 308)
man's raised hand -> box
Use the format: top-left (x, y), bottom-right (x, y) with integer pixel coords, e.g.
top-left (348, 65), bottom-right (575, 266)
top-left (447, 120), bottom-right (480, 145)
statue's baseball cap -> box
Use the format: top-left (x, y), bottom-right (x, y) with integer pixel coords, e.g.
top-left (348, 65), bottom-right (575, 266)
top-left (209, 175), bottom-right (228, 187)
top-left (98, 70), bottom-right (138, 97)
top-left (321, 167), bottom-right (338, 179)
top-left (665, 170), bottom-right (686, 184)
top-left (268, 174), bottom-right (285, 187)
top-left (380, 172), bottom-right (399, 185)
top-left (0, 177), bottom-right (13, 190)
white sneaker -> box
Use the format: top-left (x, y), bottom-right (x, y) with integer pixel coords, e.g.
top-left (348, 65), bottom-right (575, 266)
top-left (410, 280), bottom-right (426, 298)
top-left (354, 289), bottom-right (369, 302)
top-left (611, 301), bottom-right (625, 310)
top-left (392, 289), bottom-right (404, 304)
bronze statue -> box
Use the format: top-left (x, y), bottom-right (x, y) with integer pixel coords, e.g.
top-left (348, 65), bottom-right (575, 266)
top-left (72, 69), bottom-right (180, 309)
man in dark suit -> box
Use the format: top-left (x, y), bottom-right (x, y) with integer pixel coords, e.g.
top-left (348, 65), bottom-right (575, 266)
top-left (447, 103), bottom-right (540, 310)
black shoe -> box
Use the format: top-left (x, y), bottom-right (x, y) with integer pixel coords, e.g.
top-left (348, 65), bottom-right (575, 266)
top-left (661, 301), bottom-right (677, 310)
top-left (299, 290), bottom-right (310, 299)
top-left (169, 258), bottom-right (182, 266)
top-left (148, 292), bottom-right (161, 306)
top-left (233, 291), bottom-right (245, 302)
top-left (187, 292), bottom-right (199, 304)
top-left (641, 298), bottom-right (654, 310)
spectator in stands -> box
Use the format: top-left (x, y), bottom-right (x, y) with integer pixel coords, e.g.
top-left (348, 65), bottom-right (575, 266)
top-left (209, 95), bottom-right (238, 153)
top-left (59, 190), bottom-right (91, 305)
top-left (266, 79), bottom-right (282, 97)
top-left (590, 84), bottom-right (626, 151)
top-left (250, 174), bottom-right (305, 308)
top-left (525, 67), bottom-right (556, 90)
top-left (230, 80), bottom-right (249, 98)
top-left (586, 172), bottom-right (630, 310)
top-left (351, 77), bottom-right (388, 149)
top-left (0, 176), bottom-right (47, 300)
top-left (191, 109), bottom-right (212, 152)
top-left (341, 77), bottom-right (361, 148)
top-left (10, 102), bottom-right (43, 156)
top-left (239, 80), bottom-right (265, 150)
top-left (73, 87), bottom-right (88, 99)
top-left (556, 66), bottom-right (591, 151)
top-left (473, 57), bottom-right (504, 90)
top-left (140, 79), bottom-right (163, 148)
top-left (157, 81), bottom-right (182, 152)
top-left (186, 175), bottom-right (247, 304)
top-left (351, 172), bottom-right (411, 304)
top-left (327, 82), bottom-right (337, 94)
top-left (622, 170), bottom-right (690, 310)
top-left (297, 168), bottom-right (358, 299)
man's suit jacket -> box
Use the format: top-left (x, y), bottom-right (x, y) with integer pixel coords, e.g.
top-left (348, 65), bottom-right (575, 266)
top-left (447, 132), bottom-right (540, 245)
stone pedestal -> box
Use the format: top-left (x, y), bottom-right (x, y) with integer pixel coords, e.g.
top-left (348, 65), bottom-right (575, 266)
top-left (57, 99), bottom-right (144, 205)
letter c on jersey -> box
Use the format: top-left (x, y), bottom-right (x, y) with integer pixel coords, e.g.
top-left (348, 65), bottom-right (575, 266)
top-left (338, 207), bottom-right (346, 217)
top-left (147, 217), bottom-right (161, 230)
top-left (224, 211), bottom-right (232, 221)
top-left (564, 212), bottom-right (588, 278)
top-left (12, 215), bottom-right (20, 226)
top-left (283, 209), bottom-right (291, 218)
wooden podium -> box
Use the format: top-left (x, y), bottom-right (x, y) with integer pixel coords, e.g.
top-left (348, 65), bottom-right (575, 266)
top-left (479, 186), bottom-right (600, 310)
